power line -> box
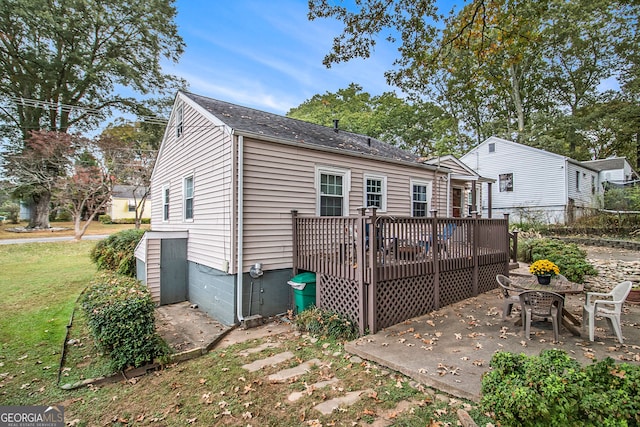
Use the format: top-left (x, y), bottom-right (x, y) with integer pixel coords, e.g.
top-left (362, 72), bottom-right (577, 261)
top-left (4, 96), bottom-right (169, 125)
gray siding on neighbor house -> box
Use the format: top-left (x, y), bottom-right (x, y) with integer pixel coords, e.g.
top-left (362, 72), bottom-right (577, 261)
top-left (188, 262), bottom-right (236, 326)
top-left (567, 162), bottom-right (599, 207)
top-left (461, 136), bottom-right (573, 223)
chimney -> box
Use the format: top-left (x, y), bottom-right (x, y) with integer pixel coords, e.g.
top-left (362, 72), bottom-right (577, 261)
top-left (333, 119), bottom-right (339, 133)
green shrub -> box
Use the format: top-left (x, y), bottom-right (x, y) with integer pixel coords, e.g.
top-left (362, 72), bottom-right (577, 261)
top-left (0, 202), bottom-right (20, 224)
top-left (295, 306), bottom-right (359, 341)
top-left (90, 228), bottom-right (146, 277)
top-left (81, 273), bottom-right (169, 371)
top-left (481, 350), bottom-right (640, 426)
top-left (518, 238), bottom-right (597, 283)
top-left (111, 218), bottom-right (151, 224)
top-left (99, 214), bottom-right (112, 224)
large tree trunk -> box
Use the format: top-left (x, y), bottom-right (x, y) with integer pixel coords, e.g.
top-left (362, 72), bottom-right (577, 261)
top-left (28, 191), bottom-right (51, 229)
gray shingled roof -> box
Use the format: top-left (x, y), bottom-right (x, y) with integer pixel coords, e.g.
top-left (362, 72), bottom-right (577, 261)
top-left (581, 158), bottom-right (626, 172)
top-left (112, 185), bottom-right (148, 199)
top-left (182, 92), bottom-right (423, 164)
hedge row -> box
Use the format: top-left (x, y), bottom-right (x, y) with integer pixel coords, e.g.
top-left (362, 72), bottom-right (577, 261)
top-left (482, 350), bottom-right (640, 426)
top-left (98, 214), bottom-right (150, 224)
top-left (90, 228), bottom-right (145, 277)
top-left (81, 273), bottom-right (168, 371)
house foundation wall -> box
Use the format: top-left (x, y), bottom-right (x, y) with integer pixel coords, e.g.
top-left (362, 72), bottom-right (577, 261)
top-left (188, 262), bottom-right (236, 326)
top-left (188, 262), bottom-right (294, 326)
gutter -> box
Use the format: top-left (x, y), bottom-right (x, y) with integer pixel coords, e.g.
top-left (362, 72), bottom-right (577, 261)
top-left (236, 134), bottom-right (245, 322)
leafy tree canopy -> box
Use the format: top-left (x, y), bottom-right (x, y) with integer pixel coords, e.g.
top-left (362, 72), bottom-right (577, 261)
top-left (0, 0), bottom-right (185, 139)
top-left (287, 83), bottom-right (466, 157)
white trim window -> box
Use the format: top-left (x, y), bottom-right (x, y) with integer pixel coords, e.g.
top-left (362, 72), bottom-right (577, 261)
top-left (183, 175), bottom-right (194, 221)
top-left (128, 199), bottom-right (136, 212)
top-left (364, 174), bottom-right (387, 211)
top-left (411, 180), bottom-right (432, 217)
top-left (162, 185), bottom-right (170, 221)
top-left (499, 173), bottom-right (513, 192)
top-left (316, 166), bottom-right (350, 216)
top-left (176, 103), bottom-right (184, 138)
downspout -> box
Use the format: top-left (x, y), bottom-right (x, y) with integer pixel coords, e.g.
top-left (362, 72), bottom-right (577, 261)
top-left (236, 134), bottom-right (245, 323)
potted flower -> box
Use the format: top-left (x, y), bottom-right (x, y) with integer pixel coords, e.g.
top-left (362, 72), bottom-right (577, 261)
top-left (529, 259), bottom-right (560, 285)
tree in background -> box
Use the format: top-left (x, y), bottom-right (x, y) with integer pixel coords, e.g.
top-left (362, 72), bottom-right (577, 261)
top-left (99, 121), bottom-right (162, 229)
top-left (308, 0), bottom-right (639, 167)
top-left (0, 0), bottom-right (184, 227)
top-left (55, 150), bottom-right (114, 240)
top-left (287, 84), bottom-right (462, 157)
top-left (3, 131), bottom-right (76, 228)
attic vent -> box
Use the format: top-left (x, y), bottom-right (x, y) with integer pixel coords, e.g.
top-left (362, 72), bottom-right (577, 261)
top-left (488, 143), bottom-right (495, 153)
top-left (333, 119), bottom-right (339, 133)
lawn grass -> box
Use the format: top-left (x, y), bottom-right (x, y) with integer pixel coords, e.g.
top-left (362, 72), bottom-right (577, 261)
top-left (0, 221), bottom-right (149, 240)
top-left (0, 240), bottom-right (493, 425)
top-left (0, 241), bottom-right (97, 405)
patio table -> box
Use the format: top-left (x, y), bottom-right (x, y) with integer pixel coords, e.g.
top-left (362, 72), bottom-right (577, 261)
top-left (509, 275), bottom-right (584, 336)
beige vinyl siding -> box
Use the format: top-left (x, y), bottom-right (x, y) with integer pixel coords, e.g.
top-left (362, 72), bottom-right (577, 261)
top-left (147, 239), bottom-right (161, 304)
top-left (150, 97), bottom-right (233, 272)
top-left (241, 138), bottom-right (446, 271)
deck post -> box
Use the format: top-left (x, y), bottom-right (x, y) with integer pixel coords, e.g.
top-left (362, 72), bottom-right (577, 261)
top-left (472, 212), bottom-right (479, 296)
top-left (291, 210), bottom-right (299, 276)
top-left (504, 213), bottom-right (513, 271)
top-left (431, 210), bottom-right (440, 310)
top-left (366, 208), bottom-right (378, 334)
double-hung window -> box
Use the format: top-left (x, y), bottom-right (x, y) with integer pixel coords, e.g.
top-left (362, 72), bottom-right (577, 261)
top-left (364, 174), bottom-right (386, 211)
top-left (184, 175), bottom-right (194, 220)
top-left (162, 186), bottom-right (170, 221)
top-left (411, 180), bottom-right (431, 217)
top-left (317, 167), bottom-right (350, 216)
top-left (128, 199), bottom-right (136, 212)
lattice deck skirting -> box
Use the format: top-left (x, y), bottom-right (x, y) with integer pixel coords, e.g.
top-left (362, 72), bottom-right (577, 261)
top-left (319, 262), bottom-right (507, 334)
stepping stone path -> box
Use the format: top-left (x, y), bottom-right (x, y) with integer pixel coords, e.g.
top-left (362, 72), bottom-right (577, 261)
top-left (239, 339), bottom-right (374, 416)
top-left (234, 331), bottom-right (478, 425)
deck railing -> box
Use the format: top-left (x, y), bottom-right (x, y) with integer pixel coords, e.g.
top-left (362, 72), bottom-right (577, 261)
top-left (291, 209), bottom-right (511, 333)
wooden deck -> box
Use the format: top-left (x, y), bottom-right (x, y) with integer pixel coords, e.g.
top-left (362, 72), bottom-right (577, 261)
top-left (292, 210), bottom-right (512, 334)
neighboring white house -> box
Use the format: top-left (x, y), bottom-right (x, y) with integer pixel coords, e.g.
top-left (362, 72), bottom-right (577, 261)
top-left (582, 157), bottom-right (639, 188)
top-left (460, 136), bottom-right (603, 224)
top-left (136, 91), bottom-right (466, 326)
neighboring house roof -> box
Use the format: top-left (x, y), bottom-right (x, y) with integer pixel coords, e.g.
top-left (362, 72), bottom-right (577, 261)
top-left (112, 185), bottom-right (148, 199)
top-left (181, 92), bottom-right (439, 168)
top-left (423, 154), bottom-right (495, 182)
top-left (581, 157), bottom-right (628, 172)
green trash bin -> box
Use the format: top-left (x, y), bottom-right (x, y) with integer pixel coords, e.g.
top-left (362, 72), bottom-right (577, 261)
top-left (288, 272), bottom-right (316, 313)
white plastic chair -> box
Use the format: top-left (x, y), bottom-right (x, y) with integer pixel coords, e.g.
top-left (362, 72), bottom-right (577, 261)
top-left (582, 281), bottom-right (632, 343)
top-left (496, 274), bottom-right (523, 320)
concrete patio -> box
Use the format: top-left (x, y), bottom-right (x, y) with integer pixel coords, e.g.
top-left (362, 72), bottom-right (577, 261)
top-left (345, 287), bottom-right (640, 401)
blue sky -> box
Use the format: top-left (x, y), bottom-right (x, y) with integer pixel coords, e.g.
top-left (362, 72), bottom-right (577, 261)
top-left (165, 0), bottom-right (457, 115)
